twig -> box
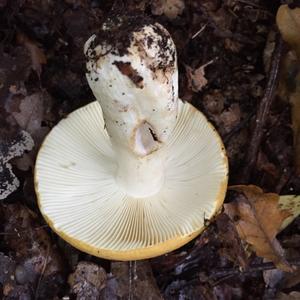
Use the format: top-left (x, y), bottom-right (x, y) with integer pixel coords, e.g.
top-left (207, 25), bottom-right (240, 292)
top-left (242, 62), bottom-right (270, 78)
top-left (241, 35), bottom-right (283, 182)
top-left (34, 243), bottom-right (50, 300)
top-left (211, 258), bottom-right (300, 280)
top-left (191, 24), bottom-right (207, 39)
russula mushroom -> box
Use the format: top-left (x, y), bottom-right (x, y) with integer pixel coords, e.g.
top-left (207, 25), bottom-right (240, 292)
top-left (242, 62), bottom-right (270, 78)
top-left (35, 16), bottom-right (228, 261)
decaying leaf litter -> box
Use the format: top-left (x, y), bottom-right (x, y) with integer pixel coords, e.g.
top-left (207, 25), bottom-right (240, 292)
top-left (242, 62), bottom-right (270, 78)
top-left (0, 0), bottom-right (300, 299)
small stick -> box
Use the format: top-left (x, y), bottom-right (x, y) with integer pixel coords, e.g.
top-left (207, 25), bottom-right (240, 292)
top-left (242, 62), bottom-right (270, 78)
top-left (191, 24), bottom-right (207, 39)
top-left (34, 243), bottom-right (50, 300)
top-left (211, 258), bottom-right (300, 279)
top-left (241, 35), bottom-right (283, 182)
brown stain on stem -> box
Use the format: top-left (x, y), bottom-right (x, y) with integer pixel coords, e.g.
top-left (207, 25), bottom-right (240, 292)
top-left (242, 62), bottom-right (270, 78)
top-left (113, 61), bottom-right (144, 88)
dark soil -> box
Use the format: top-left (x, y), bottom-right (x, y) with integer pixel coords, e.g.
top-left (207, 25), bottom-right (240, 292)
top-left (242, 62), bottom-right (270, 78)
top-left (0, 0), bottom-right (300, 299)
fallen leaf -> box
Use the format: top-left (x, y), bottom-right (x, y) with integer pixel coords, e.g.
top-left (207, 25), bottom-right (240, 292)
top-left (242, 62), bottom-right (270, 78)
top-left (151, 0), bottom-right (185, 20)
top-left (278, 195), bottom-right (300, 231)
top-left (68, 262), bottom-right (107, 299)
top-left (185, 60), bottom-right (214, 92)
top-left (262, 243), bottom-right (300, 299)
top-left (224, 185), bottom-right (293, 272)
top-left (5, 91), bottom-right (54, 170)
top-left (216, 213), bottom-right (248, 269)
top-left (16, 32), bottom-right (47, 77)
top-left (6, 92), bottom-right (47, 138)
top-left (0, 130), bottom-right (34, 199)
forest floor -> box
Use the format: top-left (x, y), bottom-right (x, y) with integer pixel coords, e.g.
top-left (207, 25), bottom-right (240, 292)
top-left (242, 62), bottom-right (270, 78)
top-left (0, 0), bottom-right (300, 299)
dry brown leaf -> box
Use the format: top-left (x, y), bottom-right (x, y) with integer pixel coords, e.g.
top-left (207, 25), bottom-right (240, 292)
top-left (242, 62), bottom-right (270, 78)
top-left (224, 185), bottom-right (293, 272)
top-left (185, 60), bottom-right (214, 93)
top-left (17, 32), bottom-right (47, 77)
top-left (151, 0), bottom-right (185, 20)
top-left (7, 93), bottom-right (48, 139)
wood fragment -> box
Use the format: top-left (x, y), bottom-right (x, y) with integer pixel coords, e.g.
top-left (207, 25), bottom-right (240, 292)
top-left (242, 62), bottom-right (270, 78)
top-left (211, 259), bottom-right (300, 279)
top-left (241, 35), bottom-right (284, 182)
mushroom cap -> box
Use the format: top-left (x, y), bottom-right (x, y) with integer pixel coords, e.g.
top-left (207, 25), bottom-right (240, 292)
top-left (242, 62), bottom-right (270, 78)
top-left (35, 100), bottom-right (228, 261)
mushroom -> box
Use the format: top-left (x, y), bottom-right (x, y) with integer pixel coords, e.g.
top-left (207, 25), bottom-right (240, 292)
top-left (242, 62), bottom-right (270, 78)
top-left (34, 16), bottom-right (228, 261)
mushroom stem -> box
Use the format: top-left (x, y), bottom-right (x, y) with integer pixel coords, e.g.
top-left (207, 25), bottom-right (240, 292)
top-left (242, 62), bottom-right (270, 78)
top-left (85, 18), bottom-right (179, 197)
top-left (114, 147), bottom-right (165, 197)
